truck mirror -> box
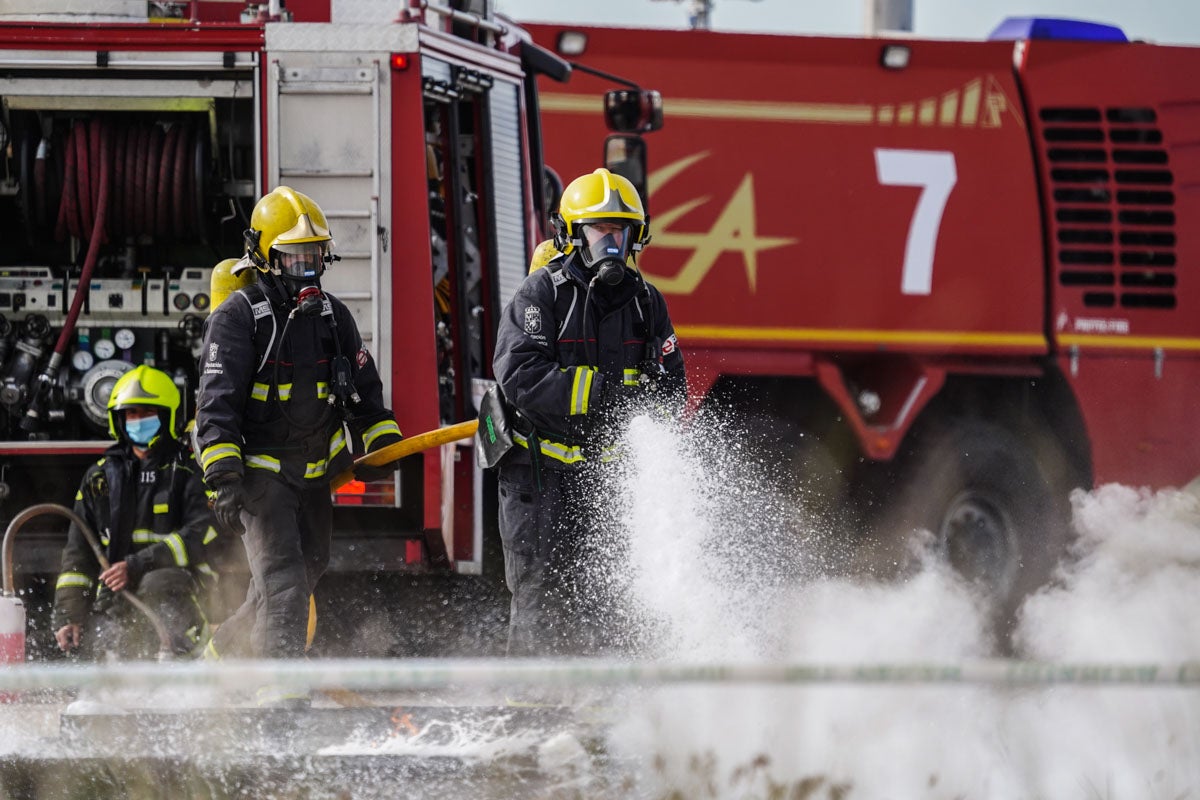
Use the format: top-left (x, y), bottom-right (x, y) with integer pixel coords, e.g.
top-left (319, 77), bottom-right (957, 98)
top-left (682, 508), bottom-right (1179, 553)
top-left (604, 89), bottom-right (663, 133)
top-left (604, 134), bottom-right (648, 208)
top-left (543, 166), bottom-right (564, 221)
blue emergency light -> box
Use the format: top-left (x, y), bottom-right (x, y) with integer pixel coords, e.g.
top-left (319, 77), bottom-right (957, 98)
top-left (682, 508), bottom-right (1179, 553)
top-left (988, 17), bottom-right (1128, 43)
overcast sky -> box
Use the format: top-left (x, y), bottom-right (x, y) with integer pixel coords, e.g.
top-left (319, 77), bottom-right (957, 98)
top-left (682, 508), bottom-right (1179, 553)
top-left (493, 0), bottom-right (1200, 45)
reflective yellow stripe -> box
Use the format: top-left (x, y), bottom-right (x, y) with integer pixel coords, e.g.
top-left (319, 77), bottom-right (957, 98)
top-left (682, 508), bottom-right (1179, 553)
top-left (56, 572), bottom-right (93, 590)
top-left (304, 459), bottom-right (328, 479)
top-left (75, 490), bottom-right (83, 501)
top-left (363, 420), bottom-right (401, 450)
top-left (132, 529), bottom-right (165, 544)
top-left (201, 443), bottom-right (241, 471)
top-left (329, 428), bottom-right (347, 460)
top-left (316, 382), bottom-right (329, 400)
top-left (513, 432), bottom-right (586, 464)
top-left (246, 454), bottom-right (281, 472)
top-left (623, 368), bottom-right (641, 387)
top-left (569, 366), bottom-right (594, 415)
top-left (202, 525), bottom-right (218, 545)
top-left (251, 383), bottom-right (294, 401)
top-left (153, 502), bottom-right (169, 514)
top-left (675, 323), bottom-right (1046, 349)
top-left (197, 563), bottom-right (218, 580)
top-left (597, 443), bottom-right (624, 463)
top-left (1057, 333), bottom-right (1200, 350)
top-left (164, 533), bottom-right (188, 567)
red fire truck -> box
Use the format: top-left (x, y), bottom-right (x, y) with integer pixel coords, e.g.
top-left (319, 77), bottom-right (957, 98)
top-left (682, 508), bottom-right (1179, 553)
top-left (0, 0), bottom-right (660, 641)
top-left (528, 18), bottom-right (1200, 620)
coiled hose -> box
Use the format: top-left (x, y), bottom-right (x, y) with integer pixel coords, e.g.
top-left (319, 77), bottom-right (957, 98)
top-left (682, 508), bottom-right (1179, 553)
top-left (23, 118), bottom-right (203, 429)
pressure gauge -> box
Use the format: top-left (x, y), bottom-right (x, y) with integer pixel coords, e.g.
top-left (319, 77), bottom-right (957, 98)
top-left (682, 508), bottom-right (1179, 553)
top-left (94, 338), bottom-right (116, 360)
top-left (71, 350), bottom-right (94, 372)
top-left (114, 328), bottom-right (136, 351)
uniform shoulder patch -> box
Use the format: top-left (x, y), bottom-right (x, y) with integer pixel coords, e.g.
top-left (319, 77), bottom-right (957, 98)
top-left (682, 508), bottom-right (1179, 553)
top-left (523, 305), bottom-right (542, 335)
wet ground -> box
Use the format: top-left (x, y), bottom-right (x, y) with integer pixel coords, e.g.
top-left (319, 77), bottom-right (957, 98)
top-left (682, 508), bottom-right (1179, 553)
top-left (1, 691), bottom-right (614, 800)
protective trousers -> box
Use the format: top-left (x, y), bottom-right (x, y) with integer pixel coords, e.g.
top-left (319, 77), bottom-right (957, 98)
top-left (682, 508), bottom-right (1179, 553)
top-left (212, 471), bottom-right (331, 659)
top-left (498, 461), bottom-right (628, 657)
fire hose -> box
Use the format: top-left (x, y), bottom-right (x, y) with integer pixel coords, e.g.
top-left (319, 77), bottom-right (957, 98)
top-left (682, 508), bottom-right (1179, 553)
top-left (329, 419), bottom-right (479, 490)
top-left (2, 503), bottom-right (177, 660)
top-left (22, 120), bottom-right (111, 432)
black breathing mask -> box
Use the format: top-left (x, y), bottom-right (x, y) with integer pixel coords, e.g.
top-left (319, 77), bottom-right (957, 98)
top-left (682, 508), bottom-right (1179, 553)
top-left (292, 282), bottom-right (325, 316)
top-left (592, 258), bottom-right (625, 287)
top-left (579, 224), bottom-right (632, 287)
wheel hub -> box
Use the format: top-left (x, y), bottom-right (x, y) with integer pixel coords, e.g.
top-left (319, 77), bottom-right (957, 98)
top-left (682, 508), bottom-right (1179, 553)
top-left (938, 490), bottom-right (1019, 597)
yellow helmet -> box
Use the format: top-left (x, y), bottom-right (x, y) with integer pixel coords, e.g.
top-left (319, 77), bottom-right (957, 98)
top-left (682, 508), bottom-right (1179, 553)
top-left (210, 257), bottom-right (257, 311)
top-left (107, 364), bottom-right (181, 442)
top-left (528, 239), bottom-right (561, 274)
top-left (552, 168), bottom-right (649, 260)
top-left (245, 186), bottom-right (333, 273)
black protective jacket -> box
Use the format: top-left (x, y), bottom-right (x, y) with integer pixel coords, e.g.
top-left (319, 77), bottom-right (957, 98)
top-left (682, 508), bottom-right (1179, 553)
top-left (52, 437), bottom-right (217, 629)
top-left (493, 255), bottom-right (686, 469)
top-left (195, 277), bottom-right (402, 486)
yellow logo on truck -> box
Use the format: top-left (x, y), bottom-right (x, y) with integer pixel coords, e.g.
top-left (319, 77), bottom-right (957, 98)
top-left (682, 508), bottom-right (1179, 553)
top-left (643, 153), bottom-right (796, 295)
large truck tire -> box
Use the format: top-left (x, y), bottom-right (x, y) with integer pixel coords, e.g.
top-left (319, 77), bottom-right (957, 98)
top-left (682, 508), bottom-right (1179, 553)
top-left (869, 418), bottom-right (1074, 644)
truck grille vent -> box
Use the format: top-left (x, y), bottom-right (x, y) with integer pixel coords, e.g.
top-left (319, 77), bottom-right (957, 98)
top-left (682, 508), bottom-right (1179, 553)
top-left (1040, 106), bottom-right (1176, 310)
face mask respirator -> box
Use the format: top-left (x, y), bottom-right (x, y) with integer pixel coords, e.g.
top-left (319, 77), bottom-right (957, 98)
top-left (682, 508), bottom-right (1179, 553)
top-left (580, 226), bottom-right (632, 287)
top-left (124, 415), bottom-right (161, 446)
top-left (591, 255), bottom-right (626, 287)
top-left (274, 242), bottom-right (329, 316)
top-left (290, 282), bottom-right (324, 316)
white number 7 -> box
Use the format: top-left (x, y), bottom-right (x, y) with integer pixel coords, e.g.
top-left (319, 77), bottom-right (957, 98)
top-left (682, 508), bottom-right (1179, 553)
top-left (874, 149), bottom-right (957, 296)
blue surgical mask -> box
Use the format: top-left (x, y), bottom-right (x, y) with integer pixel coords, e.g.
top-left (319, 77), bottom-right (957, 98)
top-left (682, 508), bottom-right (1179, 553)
top-left (125, 416), bottom-right (162, 445)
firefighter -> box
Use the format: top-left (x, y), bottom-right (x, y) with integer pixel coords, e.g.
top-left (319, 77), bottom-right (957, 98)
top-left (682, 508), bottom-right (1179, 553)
top-left (52, 365), bottom-right (219, 660)
top-left (194, 186), bottom-right (402, 705)
top-left (492, 168), bottom-right (686, 656)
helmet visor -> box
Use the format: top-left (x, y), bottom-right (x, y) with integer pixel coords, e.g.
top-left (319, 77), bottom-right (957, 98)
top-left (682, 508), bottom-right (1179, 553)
top-left (273, 242), bottom-right (329, 279)
top-left (578, 222), bottom-right (632, 266)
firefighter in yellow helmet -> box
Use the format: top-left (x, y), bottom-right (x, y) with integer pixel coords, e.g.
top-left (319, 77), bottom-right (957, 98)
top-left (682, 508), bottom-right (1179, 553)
top-left (489, 168), bottom-right (686, 656)
top-left (194, 187), bottom-right (403, 704)
top-left (52, 365), bottom-right (219, 659)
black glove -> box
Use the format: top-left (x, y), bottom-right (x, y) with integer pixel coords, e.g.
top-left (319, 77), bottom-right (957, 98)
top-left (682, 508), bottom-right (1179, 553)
top-left (354, 458), bottom-right (400, 483)
top-left (208, 473), bottom-right (247, 536)
top-left (636, 359), bottom-right (667, 390)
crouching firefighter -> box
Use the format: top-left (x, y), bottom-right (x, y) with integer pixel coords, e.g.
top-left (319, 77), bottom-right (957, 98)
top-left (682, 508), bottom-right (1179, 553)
top-left (490, 168), bottom-right (686, 657)
top-left (194, 187), bottom-right (402, 699)
top-left (53, 365), bottom-right (219, 660)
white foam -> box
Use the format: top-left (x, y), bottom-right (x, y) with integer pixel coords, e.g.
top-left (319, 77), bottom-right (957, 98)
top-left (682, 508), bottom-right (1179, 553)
top-left (603, 415), bottom-right (1200, 797)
